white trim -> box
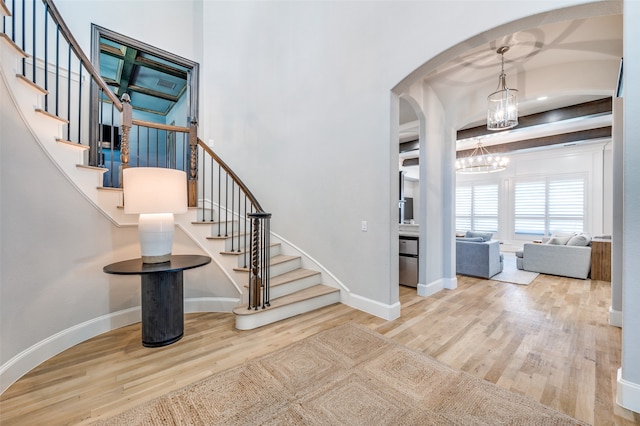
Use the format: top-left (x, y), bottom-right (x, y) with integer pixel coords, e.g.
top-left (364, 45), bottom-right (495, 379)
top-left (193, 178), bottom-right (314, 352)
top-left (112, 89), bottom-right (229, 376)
top-left (185, 297), bottom-right (240, 313)
top-left (270, 230), bottom-right (350, 293)
top-left (417, 277), bottom-right (457, 297)
top-left (617, 368), bottom-right (640, 414)
top-left (0, 307), bottom-right (140, 394)
top-left (0, 297), bottom-right (240, 395)
top-left (609, 306), bottom-right (623, 328)
top-left (344, 292), bottom-right (400, 321)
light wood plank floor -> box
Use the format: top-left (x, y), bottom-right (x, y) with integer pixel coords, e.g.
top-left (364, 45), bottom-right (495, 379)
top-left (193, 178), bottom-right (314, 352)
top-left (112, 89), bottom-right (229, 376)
top-left (1, 274), bottom-right (639, 425)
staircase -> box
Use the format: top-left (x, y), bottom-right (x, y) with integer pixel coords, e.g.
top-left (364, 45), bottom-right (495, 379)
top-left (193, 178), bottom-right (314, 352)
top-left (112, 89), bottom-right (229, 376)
top-left (0, 0), bottom-right (341, 331)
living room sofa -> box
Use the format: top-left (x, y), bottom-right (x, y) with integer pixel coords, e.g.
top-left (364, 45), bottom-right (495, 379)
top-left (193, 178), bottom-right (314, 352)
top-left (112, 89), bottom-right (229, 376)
top-left (456, 236), bottom-right (503, 279)
top-left (515, 233), bottom-right (592, 279)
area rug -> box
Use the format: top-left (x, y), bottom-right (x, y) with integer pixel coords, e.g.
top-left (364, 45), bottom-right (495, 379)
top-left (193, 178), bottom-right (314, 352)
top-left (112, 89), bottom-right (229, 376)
top-left (94, 323), bottom-right (585, 425)
top-left (491, 252), bottom-right (540, 285)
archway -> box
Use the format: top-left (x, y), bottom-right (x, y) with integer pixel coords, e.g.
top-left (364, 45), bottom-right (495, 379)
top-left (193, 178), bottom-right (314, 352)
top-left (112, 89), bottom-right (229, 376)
top-left (390, 1), bottom-right (622, 299)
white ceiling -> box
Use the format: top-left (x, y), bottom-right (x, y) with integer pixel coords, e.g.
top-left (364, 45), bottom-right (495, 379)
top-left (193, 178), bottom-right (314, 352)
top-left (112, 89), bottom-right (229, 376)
top-left (399, 12), bottom-right (622, 153)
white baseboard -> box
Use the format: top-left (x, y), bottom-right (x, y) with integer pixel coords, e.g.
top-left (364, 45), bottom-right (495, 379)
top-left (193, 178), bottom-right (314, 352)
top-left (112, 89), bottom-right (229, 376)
top-left (617, 368), bottom-right (640, 414)
top-left (609, 307), bottom-right (623, 328)
top-left (417, 277), bottom-right (457, 296)
top-left (344, 292), bottom-right (401, 320)
top-left (0, 307), bottom-right (140, 395)
top-left (185, 297), bottom-right (240, 313)
top-left (0, 297), bottom-right (236, 395)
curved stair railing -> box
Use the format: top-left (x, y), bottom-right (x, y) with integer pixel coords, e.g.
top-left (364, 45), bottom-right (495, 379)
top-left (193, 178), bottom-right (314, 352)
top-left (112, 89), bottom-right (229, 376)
top-left (2, 0), bottom-right (271, 310)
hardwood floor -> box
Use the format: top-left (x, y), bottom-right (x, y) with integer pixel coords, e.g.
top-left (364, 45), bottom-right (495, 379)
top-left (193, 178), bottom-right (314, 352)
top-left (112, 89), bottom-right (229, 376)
top-left (1, 274), bottom-right (639, 425)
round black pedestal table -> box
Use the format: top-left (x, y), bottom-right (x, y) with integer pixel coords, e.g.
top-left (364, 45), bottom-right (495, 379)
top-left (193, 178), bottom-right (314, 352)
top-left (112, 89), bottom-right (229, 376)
top-left (103, 255), bottom-right (211, 347)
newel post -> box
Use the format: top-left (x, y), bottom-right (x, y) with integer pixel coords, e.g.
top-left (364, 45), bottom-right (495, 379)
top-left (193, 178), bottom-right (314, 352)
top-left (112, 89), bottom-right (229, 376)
top-left (247, 212), bottom-right (272, 310)
top-left (188, 118), bottom-right (198, 207)
top-left (119, 93), bottom-right (132, 188)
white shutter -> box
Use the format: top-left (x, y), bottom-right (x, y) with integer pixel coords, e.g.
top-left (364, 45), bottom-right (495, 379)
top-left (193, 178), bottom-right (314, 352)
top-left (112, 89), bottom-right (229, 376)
top-left (514, 177), bottom-right (584, 236)
top-left (473, 184), bottom-right (498, 232)
top-left (456, 186), bottom-right (472, 232)
top-left (455, 184), bottom-right (498, 233)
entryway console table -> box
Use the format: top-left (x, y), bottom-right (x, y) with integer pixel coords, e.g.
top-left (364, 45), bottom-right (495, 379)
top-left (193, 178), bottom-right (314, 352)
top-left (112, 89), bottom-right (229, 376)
top-left (104, 255), bottom-right (211, 347)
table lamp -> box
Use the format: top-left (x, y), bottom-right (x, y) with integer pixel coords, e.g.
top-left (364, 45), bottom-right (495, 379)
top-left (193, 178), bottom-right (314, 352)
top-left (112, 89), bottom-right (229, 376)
top-left (123, 167), bottom-right (188, 263)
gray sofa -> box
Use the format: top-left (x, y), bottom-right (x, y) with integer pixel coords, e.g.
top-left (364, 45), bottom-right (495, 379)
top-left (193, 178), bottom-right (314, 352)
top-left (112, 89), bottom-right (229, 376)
top-left (456, 239), bottom-right (503, 279)
top-left (516, 239), bottom-right (592, 279)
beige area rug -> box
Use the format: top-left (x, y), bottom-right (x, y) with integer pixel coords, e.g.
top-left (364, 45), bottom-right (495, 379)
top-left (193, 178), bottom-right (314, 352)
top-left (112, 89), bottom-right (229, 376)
top-left (492, 252), bottom-right (540, 285)
top-left (94, 323), bottom-right (585, 425)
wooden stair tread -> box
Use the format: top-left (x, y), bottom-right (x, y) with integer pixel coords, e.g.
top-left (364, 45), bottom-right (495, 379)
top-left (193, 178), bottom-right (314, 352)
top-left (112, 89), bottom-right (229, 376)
top-left (233, 254), bottom-right (299, 272)
top-left (191, 220), bottom-right (238, 225)
top-left (232, 284), bottom-right (339, 316)
top-left (220, 243), bottom-right (279, 256)
top-left (244, 268), bottom-right (320, 288)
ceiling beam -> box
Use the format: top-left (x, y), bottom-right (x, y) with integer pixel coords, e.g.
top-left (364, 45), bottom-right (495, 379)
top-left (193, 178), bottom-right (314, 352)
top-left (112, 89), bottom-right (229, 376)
top-left (456, 97), bottom-right (612, 141)
top-left (456, 126), bottom-right (611, 158)
top-left (402, 126), bottom-right (612, 167)
top-left (100, 43), bottom-right (188, 79)
top-left (399, 139), bottom-right (419, 153)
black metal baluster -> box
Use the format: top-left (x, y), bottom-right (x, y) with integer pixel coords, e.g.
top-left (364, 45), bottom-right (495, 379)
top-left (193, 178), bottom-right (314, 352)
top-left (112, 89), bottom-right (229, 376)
top-left (199, 147), bottom-right (205, 221)
top-left (66, 43), bottom-right (70, 139)
top-left (243, 196), bottom-right (248, 267)
top-left (217, 165), bottom-right (221, 235)
top-left (108, 103), bottom-right (114, 186)
top-left (77, 64), bottom-right (82, 142)
top-left (224, 174), bottom-right (229, 237)
top-left (55, 24), bottom-right (59, 116)
top-left (237, 185), bottom-right (241, 253)
top-left (264, 215), bottom-right (271, 307)
top-left (43, 3), bottom-right (48, 111)
top-left (21, 0), bottom-right (25, 75)
top-left (208, 154), bottom-right (213, 222)
top-left (155, 128), bottom-right (159, 166)
top-left (230, 181), bottom-right (235, 251)
top-left (30, 0), bottom-right (34, 82)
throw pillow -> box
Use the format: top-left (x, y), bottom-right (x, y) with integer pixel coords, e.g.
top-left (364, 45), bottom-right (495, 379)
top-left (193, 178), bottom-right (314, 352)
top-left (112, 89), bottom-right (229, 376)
top-left (465, 230), bottom-right (493, 242)
top-left (546, 234), bottom-right (573, 245)
top-left (456, 237), bottom-right (484, 242)
top-left (567, 232), bottom-right (592, 247)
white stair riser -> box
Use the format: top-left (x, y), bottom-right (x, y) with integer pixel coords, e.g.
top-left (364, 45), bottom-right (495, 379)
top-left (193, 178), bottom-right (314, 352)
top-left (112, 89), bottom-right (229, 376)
top-left (241, 272), bottom-right (322, 304)
top-left (235, 292), bottom-right (340, 331)
top-left (197, 221), bottom-right (244, 238)
top-left (270, 273), bottom-right (322, 299)
top-left (270, 257), bottom-right (302, 277)
top-left (230, 244), bottom-right (281, 268)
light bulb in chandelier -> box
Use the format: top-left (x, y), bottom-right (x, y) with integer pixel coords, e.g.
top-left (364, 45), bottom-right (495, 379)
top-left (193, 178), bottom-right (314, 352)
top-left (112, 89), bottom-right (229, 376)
top-left (456, 140), bottom-right (509, 174)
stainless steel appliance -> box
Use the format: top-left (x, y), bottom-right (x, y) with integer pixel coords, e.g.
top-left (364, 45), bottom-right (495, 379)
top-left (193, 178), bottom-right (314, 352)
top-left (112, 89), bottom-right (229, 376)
top-left (399, 236), bottom-right (418, 287)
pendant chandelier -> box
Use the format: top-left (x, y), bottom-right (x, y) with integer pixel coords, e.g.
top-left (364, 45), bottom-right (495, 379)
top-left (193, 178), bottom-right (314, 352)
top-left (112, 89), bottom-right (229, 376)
top-left (456, 140), bottom-right (509, 174)
top-left (487, 46), bottom-right (518, 130)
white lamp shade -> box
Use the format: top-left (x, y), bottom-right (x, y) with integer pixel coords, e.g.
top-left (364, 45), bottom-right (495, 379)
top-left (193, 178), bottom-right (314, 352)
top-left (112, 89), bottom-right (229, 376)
top-left (123, 167), bottom-right (188, 263)
top-left (123, 167), bottom-right (188, 215)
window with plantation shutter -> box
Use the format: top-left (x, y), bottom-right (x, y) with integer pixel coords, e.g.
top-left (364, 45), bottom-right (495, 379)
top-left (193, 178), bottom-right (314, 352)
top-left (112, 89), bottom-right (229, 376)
top-left (514, 176), bottom-right (585, 236)
top-left (456, 184), bottom-right (498, 233)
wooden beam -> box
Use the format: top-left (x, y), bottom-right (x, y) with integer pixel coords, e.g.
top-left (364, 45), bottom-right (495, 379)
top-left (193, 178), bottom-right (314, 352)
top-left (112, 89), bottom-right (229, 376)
top-left (399, 139), bottom-right (419, 153)
top-left (456, 97), bottom-right (612, 141)
top-left (456, 126), bottom-right (611, 158)
top-left (403, 126), bottom-right (612, 167)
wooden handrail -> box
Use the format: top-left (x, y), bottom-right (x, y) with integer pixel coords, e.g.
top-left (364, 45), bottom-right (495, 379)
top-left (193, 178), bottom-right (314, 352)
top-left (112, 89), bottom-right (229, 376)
top-left (197, 138), bottom-right (264, 212)
top-left (131, 119), bottom-right (190, 133)
top-left (42, 0), bottom-right (122, 110)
